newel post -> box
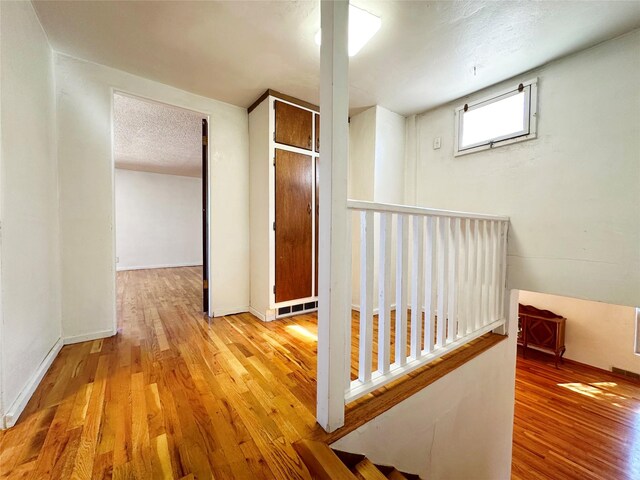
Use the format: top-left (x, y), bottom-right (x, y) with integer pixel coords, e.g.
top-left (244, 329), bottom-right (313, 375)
top-left (317, 0), bottom-right (350, 432)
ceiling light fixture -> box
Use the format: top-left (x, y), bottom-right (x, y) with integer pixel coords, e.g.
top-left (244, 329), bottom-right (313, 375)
top-left (315, 4), bottom-right (381, 57)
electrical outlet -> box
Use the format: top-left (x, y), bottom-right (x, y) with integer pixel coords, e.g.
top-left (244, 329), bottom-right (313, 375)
top-left (433, 137), bottom-right (442, 150)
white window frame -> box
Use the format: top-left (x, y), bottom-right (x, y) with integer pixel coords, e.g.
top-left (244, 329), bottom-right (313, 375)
top-left (454, 78), bottom-right (538, 156)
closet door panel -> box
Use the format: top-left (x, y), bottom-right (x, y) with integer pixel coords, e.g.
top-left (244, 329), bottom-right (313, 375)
top-left (275, 149), bottom-right (313, 303)
top-left (275, 101), bottom-right (313, 150)
top-left (314, 114), bottom-right (320, 153)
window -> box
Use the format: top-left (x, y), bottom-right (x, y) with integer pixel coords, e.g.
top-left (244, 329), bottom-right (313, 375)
top-left (454, 78), bottom-right (537, 156)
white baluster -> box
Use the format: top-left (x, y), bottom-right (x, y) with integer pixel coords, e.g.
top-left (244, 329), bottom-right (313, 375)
top-left (359, 210), bottom-right (374, 383)
top-left (490, 221), bottom-right (499, 323)
top-left (457, 218), bottom-right (468, 338)
top-left (474, 219), bottom-right (484, 331)
top-left (436, 217), bottom-right (448, 347)
top-left (465, 218), bottom-right (474, 335)
top-left (424, 216), bottom-right (436, 353)
top-left (378, 212), bottom-right (392, 374)
top-left (447, 218), bottom-right (458, 341)
top-left (482, 220), bottom-right (491, 326)
top-left (395, 214), bottom-right (408, 367)
top-left (499, 221), bottom-right (508, 320)
top-left (411, 216), bottom-right (424, 359)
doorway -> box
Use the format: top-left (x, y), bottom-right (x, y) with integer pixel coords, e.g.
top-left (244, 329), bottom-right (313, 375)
top-left (112, 92), bottom-right (210, 314)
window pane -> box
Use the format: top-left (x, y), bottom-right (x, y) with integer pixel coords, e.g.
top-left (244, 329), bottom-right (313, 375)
top-left (461, 91), bottom-right (526, 148)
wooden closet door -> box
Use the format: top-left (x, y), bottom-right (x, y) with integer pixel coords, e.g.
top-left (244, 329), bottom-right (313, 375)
top-left (275, 149), bottom-right (313, 303)
top-left (275, 101), bottom-right (313, 150)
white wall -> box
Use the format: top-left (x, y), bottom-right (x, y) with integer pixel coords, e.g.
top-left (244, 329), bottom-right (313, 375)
top-left (373, 106), bottom-right (405, 204)
top-left (56, 53), bottom-right (249, 340)
top-left (333, 292), bottom-right (519, 479)
top-left (349, 106), bottom-right (406, 309)
top-left (248, 100), bottom-right (271, 320)
top-left (349, 106), bottom-right (376, 200)
top-left (0, 2), bottom-right (62, 427)
top-left (409, 30), bottom-right (640, 308)
top-left (349, 107), bottom-right (377, 306)
top-left (519, 290), bottom-right (639, 374)
top-left (115, 169), bottom-right (202, 271)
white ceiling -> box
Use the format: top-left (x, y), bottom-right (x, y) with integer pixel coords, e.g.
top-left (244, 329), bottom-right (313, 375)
top-left (113, 94), bottom-right (203, 177)
top-left (33, 1), bottom-right (640, 116)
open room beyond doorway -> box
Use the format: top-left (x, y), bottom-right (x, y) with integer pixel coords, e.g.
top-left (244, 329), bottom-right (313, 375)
top-left (113, 92), bottom-right (210, 313)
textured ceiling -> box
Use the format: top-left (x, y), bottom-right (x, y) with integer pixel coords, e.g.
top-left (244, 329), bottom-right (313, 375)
top-left (33, 1), bottom-right (640, 116)
top-left (113, 94), bottom-right (203, 177)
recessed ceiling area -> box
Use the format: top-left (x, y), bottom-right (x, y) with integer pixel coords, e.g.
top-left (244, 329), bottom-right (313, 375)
top-left (33, 1), bottom-right (640, 116)
top-left (113, 94), bottom-right (203, 178)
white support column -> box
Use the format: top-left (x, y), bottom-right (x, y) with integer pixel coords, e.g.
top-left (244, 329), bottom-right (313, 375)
top-left (316, 0), bottom-right (350, 433)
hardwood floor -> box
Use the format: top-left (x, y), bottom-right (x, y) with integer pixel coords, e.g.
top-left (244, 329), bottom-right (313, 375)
top-left (0, 266), bottom-right (637, 479)
top-left (512, 349), bottom-right (640, 480)
top-left (0, 267), bottom-right (320, 479)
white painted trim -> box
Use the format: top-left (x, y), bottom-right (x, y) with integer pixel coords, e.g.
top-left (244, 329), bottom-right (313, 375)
top-left (454, 78), bottom-right (538, 157)
top-left (316, 0), bottom-right (350, 433)
top-left (274, 296), bottom-right (318, 309)
top-left (267, 94), bottom-right (321, 309)
top-left (348, 200), bottom-right (509, 222)
top-left (276, 307), bottom-right (318, 320)
top-left (249, 307), bottom-right (266, 322)
top-left (248, 307), bottom-right (277, 322)
top-left (117, 263), bottom-right (203, 272)
top-left (111, 89), bottom-right (213, 318)
top-left (3, 338), bottom-right (63, 429)
top-left (110, 87), bottom-right (119, 341)
top-left (634, 307), bottom-right (640, 356)
top-left (212, 306), bottom-right (250, 318)
top-left (64, 328), bottom-right (116, 345)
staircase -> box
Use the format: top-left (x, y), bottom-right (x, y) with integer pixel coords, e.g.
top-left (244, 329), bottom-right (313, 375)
top-left (295, 439), bottom-right (421, 480)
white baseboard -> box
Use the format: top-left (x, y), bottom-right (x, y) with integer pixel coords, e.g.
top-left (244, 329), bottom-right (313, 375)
top-left (3, 337), bottom-right (64, 429)
top-left (248, 307), bottom-right (276, 322)
top-left (249, 307), bottom-right (266, 321)
top-left (64, 328), bottom-right (116, 345)
top-left (117, 263), bottom-right (202, 272)
top-left (212, 306), bottom-right (249, 318)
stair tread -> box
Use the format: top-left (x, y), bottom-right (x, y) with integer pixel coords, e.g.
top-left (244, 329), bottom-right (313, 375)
top-left (386, 467), bottom-right (408, 480)
top-left (294, 439), bottom-right (356, 480)
top-left (353, 458), bottom-right (388, 480)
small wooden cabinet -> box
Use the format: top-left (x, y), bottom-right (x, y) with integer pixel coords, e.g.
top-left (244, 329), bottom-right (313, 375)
top-left (274, 100), bottom-right (313, 150)
top-left (518, 304), bottom-right (566, 367)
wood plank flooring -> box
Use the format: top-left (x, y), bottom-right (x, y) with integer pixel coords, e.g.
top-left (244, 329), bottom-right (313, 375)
top-left (0, 266), bottom-right (637, 479)
top-left (512, 349), bottom-right (640, 480)
top-left (0, 267), bottom-right (319, 479)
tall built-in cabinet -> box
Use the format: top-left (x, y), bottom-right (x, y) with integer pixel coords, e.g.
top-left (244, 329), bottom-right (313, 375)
top-left (249, 91), bottom-right (320, 321)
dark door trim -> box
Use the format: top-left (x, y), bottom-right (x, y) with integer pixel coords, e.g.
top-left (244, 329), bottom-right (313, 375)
top-left (202, 118), bottom-right (209, 314)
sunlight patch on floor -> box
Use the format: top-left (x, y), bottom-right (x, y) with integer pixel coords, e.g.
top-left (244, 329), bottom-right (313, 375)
top-left (286, 324), bottom-right (318, 342)
top-left (558, 382), bottom-right (626, 403)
